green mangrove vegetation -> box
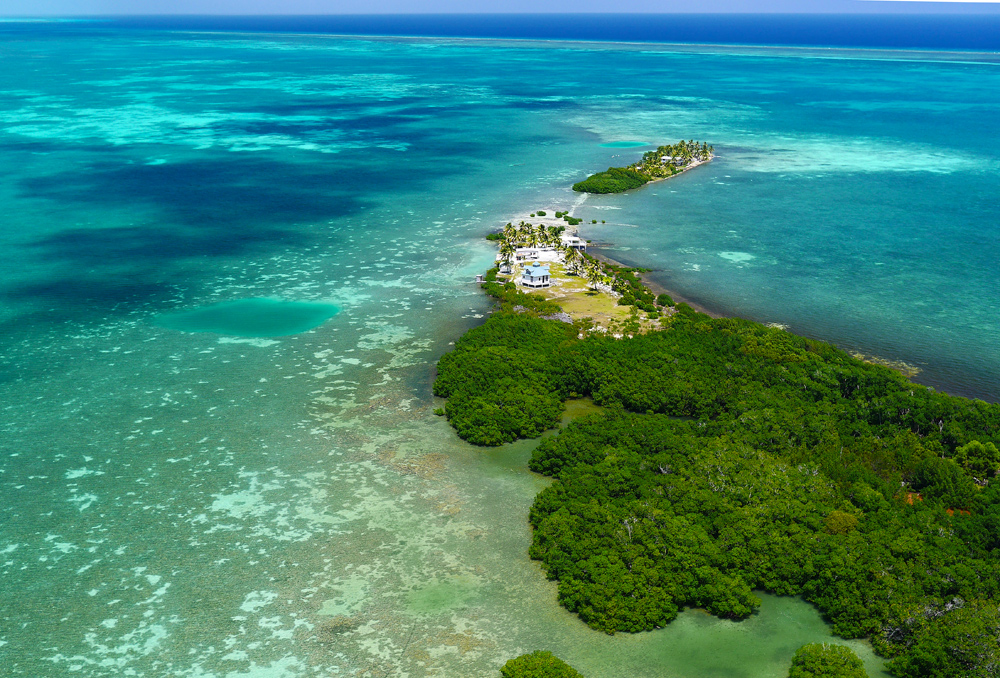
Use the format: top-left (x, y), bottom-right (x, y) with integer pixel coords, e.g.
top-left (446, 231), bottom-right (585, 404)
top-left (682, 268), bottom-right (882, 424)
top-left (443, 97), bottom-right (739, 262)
top-left (788, 644), bottom-right (869, 678)
top-left (572, 167), bottom-right (651, 194)
top-left (500, 651), bottom-right (586, 678)
top-left (573, 140), bottom-right (713, 194)
top-left (435, 306), bottom-right (1000, 678)
top-left (656, 293), bottom-right (675, 307)
top-left (602, 262), bottom-right (661, 313)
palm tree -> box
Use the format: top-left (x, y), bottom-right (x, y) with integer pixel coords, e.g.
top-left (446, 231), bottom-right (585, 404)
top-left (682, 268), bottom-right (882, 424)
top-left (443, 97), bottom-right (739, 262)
top-left (516, 222), bottom-right (530, 246)
top-left (611, 275), bottom-right (629, 296)
top-left (526, 228), bottom-right (540, 249)
top-left (498, 241), bottom-right (516, 268)
top-left (585, 263), bottom-right (604, 290)
top-left (535, 223), bottom-right (548, 247)
top-left (563, 246), bottom-right (580, 274)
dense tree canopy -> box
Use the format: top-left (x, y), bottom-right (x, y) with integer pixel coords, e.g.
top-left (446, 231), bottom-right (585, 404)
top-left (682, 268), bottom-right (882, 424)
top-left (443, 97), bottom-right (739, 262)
top-left (500, 651), bottom-right (586, 678)
top-left (788, 644), bottom-right (868, 678)
top-left (572, 167), bottom-right (651, 194)
top-left (435, 307), bottom-right (1000, 678)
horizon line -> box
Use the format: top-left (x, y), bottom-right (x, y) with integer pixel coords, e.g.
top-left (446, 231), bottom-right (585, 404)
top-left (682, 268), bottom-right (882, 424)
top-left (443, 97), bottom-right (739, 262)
top-left (5, 8), bottom-right (1000, 17)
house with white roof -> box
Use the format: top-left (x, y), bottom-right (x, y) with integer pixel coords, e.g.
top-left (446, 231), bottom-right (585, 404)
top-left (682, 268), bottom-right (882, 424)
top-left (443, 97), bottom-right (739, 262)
top-left (515, 247), bottom-right (539, 262)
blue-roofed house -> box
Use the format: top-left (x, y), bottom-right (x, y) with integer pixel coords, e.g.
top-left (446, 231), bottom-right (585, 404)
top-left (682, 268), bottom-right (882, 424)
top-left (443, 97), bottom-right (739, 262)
top-left (521, 262), bottom-right (551, 288)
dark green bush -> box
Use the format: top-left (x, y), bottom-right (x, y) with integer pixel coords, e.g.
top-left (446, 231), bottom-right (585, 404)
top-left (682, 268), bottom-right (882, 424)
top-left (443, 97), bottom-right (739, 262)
top-left (912, 456), bottom-right (977, 508)
top-left (885, 599), bottom-right (1000, 678)
top-left (572, 167), bottom-right (651, 194)
top-left (500, 651), bottom-right (584, 678)
top-left (434, 312), bottom-right (577, 446)
top-left (788, 644), bottom-right (868, 678)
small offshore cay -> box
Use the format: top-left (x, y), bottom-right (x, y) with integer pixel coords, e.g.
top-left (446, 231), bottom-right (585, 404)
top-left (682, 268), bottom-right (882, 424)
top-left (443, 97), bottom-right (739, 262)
top-left (572, 139), bottom-right (714, 194)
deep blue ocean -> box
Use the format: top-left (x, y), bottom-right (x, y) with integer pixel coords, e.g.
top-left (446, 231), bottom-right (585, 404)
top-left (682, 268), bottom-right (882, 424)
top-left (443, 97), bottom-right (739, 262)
top-left (0, 15), bottom-right (997, 678)
top-left (59, 14), bottom-right (1000, 51)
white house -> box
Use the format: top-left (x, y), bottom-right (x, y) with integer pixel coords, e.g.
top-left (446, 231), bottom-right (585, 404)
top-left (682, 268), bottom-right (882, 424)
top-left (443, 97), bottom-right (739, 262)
top-left (561, 235), bottom-right (587, 251)
top-left (521, 262), bottom-right (551, 288)
top-left (514, 247), bottom-right (539, 262)
top-left (516, 246), bottom-right (562, 263)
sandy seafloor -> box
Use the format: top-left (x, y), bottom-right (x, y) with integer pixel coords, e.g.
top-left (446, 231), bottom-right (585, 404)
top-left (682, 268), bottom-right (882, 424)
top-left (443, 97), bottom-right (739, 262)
top-left (3, 22), bottom-right (999, 677)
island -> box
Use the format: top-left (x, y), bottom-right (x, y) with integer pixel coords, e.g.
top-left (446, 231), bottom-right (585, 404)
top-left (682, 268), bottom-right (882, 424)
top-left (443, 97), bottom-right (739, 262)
top-left (438, 200), bottom-right (1000, 678)
top-left (572, 140), bottom-right (714, 193)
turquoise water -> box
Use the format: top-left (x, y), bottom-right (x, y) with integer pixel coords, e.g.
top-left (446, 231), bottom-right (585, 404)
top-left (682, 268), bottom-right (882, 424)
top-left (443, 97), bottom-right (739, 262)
top-left (156, 298), bottom-right (340, 337)
top-left (599, 141), bottom-right (649, 148)
top-left (2, 24), bottom-right (997, 677)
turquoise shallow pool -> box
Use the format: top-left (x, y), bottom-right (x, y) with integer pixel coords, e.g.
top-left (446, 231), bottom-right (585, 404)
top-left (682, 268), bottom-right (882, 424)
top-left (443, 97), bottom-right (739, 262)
top-left (156, 298), bottom-right (339, 336)
top-left (2, 20), bottom-right (997, 678)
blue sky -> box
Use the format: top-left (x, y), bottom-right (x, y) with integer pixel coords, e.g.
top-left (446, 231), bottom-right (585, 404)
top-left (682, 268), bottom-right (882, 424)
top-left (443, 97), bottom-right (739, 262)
top-left (4, 0), bottom-right (1000, 16)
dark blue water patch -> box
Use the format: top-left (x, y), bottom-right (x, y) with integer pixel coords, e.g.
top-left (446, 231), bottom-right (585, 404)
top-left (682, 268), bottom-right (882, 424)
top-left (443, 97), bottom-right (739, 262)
top-left (18, 220), bottom-right (311, 267)
top-left (4, 157), bottom-right (366, 324)
top-left (20, 157), bottom-right (374, 230)
top-left (104, 14), bottom-right (1000, 51)
top-left (0, 277), bottom-right (179, 343)
top-left (600, 141), bottom-right (649, 148)
top-left (155, 298), bottom-right (339, 337)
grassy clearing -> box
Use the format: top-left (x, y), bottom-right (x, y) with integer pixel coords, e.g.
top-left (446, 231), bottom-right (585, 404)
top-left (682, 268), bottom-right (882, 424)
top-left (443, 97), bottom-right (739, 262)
top-left (500, 262), bottom-right (667, 335)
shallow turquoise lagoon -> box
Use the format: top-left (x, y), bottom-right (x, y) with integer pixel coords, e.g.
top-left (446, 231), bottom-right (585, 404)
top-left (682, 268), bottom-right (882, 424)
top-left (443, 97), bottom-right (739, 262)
top-left (156, 298), bottom-right (339, 336)
top-left (0, 23), bottom-right (994, 678)
top-left (599, 140), bottom-right (649, 148)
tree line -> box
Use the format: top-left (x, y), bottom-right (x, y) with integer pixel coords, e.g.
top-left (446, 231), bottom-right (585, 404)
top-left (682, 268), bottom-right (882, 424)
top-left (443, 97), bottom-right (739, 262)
top-left (437, 304), bottom-right (1000, 678)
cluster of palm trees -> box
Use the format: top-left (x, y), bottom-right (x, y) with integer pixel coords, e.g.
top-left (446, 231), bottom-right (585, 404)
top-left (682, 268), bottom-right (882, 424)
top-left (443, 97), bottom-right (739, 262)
top-left (629, 140), bottom-right (714, 179)
top-left (497, 221), bottom-right (561, 253)
top-left (495, 221), bottom-right (611, 291)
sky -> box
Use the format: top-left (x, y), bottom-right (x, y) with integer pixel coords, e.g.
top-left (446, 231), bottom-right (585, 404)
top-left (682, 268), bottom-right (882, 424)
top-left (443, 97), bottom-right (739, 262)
top-left (3, 0), bottom-right (1000, 16)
